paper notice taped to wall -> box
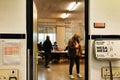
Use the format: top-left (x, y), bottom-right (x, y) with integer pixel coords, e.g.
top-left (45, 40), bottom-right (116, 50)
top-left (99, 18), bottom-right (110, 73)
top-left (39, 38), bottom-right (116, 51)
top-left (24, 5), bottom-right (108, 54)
top-left (2, 40), bottom-right (21, 65)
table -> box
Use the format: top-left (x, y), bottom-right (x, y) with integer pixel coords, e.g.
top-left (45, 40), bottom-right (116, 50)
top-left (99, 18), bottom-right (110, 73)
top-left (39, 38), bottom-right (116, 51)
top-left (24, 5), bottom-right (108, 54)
top-left (38, 50), bottom-right (85, 63)
top-left (39, 50), bottom-right (69, 63)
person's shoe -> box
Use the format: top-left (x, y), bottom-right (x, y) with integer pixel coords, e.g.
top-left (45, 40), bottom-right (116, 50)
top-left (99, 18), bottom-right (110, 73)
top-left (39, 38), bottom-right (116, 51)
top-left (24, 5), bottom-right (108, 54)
top-left (69, 75), bottom-right (75, 79)
top-left (77, 74), bottom-right (82, 78)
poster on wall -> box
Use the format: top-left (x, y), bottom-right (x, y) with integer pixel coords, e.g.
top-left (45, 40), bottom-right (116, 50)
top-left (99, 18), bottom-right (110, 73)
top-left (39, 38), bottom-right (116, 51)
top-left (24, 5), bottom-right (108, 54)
top-left (2, 39), bottom-right (21, 64)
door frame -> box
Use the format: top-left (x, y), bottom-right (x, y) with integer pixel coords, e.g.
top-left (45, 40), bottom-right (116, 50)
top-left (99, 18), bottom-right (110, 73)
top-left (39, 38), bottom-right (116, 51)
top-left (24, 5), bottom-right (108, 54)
top-left (84, 0), bottom-right (89, 80)
top-left (26, 0), bottom-right (89, 80)
top-left (27, 0), bottom-right (33, 80)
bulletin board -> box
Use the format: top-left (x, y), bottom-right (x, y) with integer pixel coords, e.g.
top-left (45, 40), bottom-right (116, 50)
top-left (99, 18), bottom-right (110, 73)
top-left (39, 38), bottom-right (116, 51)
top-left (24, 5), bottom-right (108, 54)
top-left (94, 39), bottom-right (120, 60)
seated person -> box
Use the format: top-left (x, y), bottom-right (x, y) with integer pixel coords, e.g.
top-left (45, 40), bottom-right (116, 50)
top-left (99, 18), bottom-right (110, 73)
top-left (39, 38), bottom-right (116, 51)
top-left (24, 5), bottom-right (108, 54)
top-left (37, 42), bottom-right (44, 57)
top-left (52, 41), bottom-right (58, 51)
top-left (52, 42), bottom-right (60, 63)
top-left (38, 42), bottom-right (44, 51)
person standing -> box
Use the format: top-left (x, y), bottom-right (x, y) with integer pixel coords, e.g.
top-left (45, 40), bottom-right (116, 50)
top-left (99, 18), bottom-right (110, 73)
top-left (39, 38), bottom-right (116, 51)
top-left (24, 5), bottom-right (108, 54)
top-left (68, 34), bottom-right (82, 79)
top-left (43, 35), bottom-right (53, 68)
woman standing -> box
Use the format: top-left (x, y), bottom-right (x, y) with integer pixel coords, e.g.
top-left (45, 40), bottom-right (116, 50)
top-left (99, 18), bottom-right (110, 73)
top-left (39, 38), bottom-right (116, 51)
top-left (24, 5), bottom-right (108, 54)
top-left (68, 34), bottom-right (82, 79)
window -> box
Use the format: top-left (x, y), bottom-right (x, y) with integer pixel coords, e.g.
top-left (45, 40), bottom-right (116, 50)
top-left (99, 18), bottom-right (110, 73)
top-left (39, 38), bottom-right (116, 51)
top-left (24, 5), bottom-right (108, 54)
top-left (38, 26), bottom-right (56, 44)
top-left (38, 33), bottom-right (56, 44)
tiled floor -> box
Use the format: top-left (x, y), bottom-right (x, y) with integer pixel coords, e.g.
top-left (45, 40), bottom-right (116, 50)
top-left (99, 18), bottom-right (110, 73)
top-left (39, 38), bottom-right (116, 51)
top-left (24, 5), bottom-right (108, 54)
top-left (38, 60), bottom-right (85, 80)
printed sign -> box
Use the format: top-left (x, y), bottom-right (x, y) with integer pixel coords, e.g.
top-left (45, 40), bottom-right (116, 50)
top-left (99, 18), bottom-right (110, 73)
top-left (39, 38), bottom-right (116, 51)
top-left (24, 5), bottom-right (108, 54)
top-left (2, 40), bottom-right (21, 64)
top-left (4, 46), bottom-right (20, 56)
top-left (94, 39), bottom-right (120, 60)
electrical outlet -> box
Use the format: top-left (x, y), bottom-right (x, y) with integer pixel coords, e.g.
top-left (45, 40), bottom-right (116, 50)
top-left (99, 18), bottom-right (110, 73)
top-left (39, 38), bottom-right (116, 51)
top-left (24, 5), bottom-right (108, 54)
top-left (0, 69), bottom-right (18, 80)
top-left (101, 67), bottom-right (120, 78)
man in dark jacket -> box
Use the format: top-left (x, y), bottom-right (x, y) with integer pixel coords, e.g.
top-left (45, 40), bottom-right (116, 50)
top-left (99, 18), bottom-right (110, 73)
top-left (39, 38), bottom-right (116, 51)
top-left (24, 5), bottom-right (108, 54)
top-left (43, 35), bottom-right (53, 68)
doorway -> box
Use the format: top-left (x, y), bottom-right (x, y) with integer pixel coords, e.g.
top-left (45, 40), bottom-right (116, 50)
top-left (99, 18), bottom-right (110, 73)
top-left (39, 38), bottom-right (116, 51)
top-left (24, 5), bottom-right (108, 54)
top-left (27, 0), bottom-right (89, 80)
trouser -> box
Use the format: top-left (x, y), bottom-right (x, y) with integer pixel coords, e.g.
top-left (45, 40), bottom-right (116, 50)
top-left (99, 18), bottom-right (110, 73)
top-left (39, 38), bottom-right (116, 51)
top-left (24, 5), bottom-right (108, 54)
top-left (44, 53), bottom-right (51, 66)
top-left (69, 56), bottom-right (80, 75)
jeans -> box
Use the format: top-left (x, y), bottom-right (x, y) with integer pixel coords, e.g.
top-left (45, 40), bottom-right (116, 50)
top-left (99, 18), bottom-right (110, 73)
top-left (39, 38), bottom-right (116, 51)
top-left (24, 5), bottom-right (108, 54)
top-left (69, 56), bottom-right (80, 75)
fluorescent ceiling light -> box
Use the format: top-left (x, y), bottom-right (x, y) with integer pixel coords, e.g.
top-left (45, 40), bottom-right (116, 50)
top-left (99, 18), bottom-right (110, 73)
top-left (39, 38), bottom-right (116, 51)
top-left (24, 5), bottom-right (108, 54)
top-left (61, 13), bottom-right (70, 19)
top-left (67, 2), bottom-right (81, 11)
top-left (61, 2), bottom-right (80, 19)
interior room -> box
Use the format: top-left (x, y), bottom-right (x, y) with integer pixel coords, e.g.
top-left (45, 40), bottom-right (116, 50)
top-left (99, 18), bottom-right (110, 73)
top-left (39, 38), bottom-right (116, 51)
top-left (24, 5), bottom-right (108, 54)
top-left (34, 0), bottom-right (85, 80)
top-left (2, 0), bottom-right (120, 80)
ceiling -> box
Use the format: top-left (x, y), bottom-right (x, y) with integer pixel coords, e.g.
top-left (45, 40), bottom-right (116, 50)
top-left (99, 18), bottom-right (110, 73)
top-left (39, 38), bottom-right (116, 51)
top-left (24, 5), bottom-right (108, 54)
top-left (34, 0), bottom-right (85, 25)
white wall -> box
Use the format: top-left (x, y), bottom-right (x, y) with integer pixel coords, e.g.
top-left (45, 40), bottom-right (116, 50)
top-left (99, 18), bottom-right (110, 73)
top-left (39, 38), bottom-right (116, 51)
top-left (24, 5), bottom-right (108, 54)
top-left (0, 0), bottom-right (26, 80)
top-left (89, 0), bottom-right (120, 80)
top-left (90, 0), bottom-right (120, 35)
top-left (0, 0), bottom-right (26, 33)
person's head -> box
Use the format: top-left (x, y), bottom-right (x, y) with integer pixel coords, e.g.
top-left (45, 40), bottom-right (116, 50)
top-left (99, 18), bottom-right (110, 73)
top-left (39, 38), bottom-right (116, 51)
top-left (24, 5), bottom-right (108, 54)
top-left (72, 33), bottom-right (80, 41)
top-left (54, 42), bottom-right (57, 45)
top-left (40, 42), bottom-right (42, 44)
top-left (46, 35), bottom-right (50, 40)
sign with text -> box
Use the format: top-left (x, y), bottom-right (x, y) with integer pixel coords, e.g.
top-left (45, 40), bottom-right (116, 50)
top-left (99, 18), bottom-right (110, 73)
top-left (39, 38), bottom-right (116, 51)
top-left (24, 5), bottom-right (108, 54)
top-left (2, 40), bottom-right (21, 64)
top-left (94, 39), bottom-right (120, 60)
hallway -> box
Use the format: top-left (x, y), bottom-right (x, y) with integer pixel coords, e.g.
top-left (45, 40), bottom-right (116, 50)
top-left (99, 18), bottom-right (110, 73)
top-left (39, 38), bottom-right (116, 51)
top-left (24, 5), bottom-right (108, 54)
top-left (38, 61), bottom-right (85, 80)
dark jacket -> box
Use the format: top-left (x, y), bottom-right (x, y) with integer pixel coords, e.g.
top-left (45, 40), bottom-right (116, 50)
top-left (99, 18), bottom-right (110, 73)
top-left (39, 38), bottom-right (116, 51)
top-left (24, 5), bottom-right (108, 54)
top-left (43, 39), bottom-right (53, 53)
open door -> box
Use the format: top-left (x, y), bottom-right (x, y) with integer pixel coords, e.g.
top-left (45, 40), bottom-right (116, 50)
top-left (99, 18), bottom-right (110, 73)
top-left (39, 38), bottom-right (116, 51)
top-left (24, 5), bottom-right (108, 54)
top-left (27, 0), bottom-right (89, 80)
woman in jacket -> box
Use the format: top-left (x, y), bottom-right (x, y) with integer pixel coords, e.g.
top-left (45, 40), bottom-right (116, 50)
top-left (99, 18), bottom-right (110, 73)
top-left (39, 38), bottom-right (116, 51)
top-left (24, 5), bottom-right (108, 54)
top-left (68, 34), bottom-right (82, 79)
